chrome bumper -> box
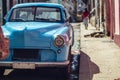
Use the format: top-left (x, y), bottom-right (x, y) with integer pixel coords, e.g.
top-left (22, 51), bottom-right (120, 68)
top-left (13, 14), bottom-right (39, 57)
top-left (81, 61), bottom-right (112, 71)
top-left (0, 61), bottom-right (69, 69)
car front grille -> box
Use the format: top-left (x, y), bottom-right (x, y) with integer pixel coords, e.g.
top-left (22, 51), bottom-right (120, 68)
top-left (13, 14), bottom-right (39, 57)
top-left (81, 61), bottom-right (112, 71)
top-left (13, 49), bottom-right (39, 60)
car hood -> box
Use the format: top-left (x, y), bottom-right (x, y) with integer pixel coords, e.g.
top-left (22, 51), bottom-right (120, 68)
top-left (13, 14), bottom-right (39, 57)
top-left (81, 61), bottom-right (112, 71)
top-left (3, 22), bottom-right (64, 36)
top-left (2, 22), bottom-right (64, 48)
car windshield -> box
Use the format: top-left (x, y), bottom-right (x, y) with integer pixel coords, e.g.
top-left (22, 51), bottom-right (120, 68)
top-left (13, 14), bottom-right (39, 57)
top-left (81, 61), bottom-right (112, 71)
top-left (10, 7), bottom-right (61, 22)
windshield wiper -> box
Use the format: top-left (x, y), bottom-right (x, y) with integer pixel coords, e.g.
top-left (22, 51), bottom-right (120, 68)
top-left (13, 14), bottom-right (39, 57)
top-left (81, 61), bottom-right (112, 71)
top-left (35, 18), bottom-right (59, 22)
top-left (10, 18), bottom-right (25, 22)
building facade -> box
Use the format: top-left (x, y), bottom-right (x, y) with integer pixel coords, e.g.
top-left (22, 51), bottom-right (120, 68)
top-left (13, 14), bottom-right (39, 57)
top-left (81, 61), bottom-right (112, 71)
top-left (113, 0), bottom-right (120, 46)
top-left (89, 0), bottom-right (120, 47)
top-left (106, 0), bottom-right (120, 47)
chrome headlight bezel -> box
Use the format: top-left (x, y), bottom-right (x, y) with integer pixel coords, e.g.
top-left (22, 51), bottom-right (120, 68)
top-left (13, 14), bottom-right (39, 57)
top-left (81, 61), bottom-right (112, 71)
top-left (54, 35), bottom-right (65, 48)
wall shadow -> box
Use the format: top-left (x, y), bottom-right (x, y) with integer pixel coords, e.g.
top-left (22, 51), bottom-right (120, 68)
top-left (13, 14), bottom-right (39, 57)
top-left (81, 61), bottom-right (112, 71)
top-left (79, 51), bottom-right (100, 80)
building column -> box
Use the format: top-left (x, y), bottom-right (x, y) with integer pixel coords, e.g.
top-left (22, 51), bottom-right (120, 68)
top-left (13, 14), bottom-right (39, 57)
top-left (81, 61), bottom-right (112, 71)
top-left (105, 0), bottom-right (111, 36)
top-left (9, 0), bottom-right (13, 9)
top-left (18, 0), bottom-right (23, 3)
top-left (2, 0), bottom-right (7, 25)
top-left (95, 0), bottom-right (98, 29)
top-left (90, 0), bottom-right (93, 15)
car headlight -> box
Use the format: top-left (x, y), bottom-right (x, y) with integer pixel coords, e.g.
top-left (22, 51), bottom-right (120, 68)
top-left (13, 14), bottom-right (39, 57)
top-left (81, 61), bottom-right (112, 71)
top-left (54, 35), bottom-right (65, 47)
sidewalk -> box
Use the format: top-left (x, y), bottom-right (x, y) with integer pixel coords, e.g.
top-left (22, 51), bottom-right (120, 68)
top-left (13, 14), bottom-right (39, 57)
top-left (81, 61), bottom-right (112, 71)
top-left (78, 23), bottom-right (120, 80)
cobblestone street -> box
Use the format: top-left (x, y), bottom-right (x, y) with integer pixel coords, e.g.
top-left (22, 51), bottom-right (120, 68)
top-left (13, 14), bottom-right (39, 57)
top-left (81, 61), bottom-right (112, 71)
top-left (75, 23), bottom-right (120, 80)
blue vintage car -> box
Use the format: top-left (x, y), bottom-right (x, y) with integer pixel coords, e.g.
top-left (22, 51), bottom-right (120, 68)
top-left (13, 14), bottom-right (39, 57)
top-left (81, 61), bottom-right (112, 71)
top-left (0, 3), bottom-right (74, 75)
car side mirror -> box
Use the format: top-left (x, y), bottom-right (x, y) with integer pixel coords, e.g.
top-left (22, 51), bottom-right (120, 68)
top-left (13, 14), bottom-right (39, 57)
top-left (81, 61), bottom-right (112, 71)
top-left (65, 16), bottom-right (72, 23)
top-left (65, 18), bottom-right (69, 22)
top-left (68, 16), bottom-right (75, 23)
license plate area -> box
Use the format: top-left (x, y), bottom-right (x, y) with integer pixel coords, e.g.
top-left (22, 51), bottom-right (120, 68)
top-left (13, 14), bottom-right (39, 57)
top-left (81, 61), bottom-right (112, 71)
top-left (13, 63), bottom-right (35, 69)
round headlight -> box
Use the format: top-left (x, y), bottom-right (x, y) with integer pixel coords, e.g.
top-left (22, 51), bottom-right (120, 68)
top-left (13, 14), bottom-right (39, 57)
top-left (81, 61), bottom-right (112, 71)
top-left (54, 35), bottom-right (64, 47)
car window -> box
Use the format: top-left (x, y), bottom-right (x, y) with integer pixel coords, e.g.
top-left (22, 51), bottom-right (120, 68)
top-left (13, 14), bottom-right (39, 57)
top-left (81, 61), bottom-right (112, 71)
top-left (10, 7), bottom-right (35, 21)
top-left (35, 7), bottom-right (61, 22)
top-left (9, 7), bottom-right (61, 22)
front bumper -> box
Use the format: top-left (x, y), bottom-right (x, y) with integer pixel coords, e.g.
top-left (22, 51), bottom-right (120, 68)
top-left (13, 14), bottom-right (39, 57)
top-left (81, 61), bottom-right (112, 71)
top-left (0, 61), bottom-right (69, 69)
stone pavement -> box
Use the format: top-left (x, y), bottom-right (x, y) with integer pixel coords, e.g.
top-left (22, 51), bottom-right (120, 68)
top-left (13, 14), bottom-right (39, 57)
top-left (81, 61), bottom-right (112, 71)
top-left (72, 23), bottom-right (120, 80)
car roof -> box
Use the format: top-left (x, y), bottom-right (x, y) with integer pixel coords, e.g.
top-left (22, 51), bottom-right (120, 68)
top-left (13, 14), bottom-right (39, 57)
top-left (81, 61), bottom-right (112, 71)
top-left (13, 3), bottom-right (64, 9)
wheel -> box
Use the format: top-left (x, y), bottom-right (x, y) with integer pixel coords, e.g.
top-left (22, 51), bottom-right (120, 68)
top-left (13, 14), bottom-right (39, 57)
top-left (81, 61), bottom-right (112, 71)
top-left (0, 68), bottom-right (5, 77)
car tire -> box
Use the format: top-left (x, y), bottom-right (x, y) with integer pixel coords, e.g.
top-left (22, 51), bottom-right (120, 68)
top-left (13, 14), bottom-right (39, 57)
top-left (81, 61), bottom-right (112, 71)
top-left (0, 68), bottom-right (5, 77)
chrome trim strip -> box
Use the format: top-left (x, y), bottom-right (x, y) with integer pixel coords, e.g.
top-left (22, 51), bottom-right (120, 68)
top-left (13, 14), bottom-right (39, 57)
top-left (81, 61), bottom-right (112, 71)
top-left (0, 60), bottom-right (69, 68)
